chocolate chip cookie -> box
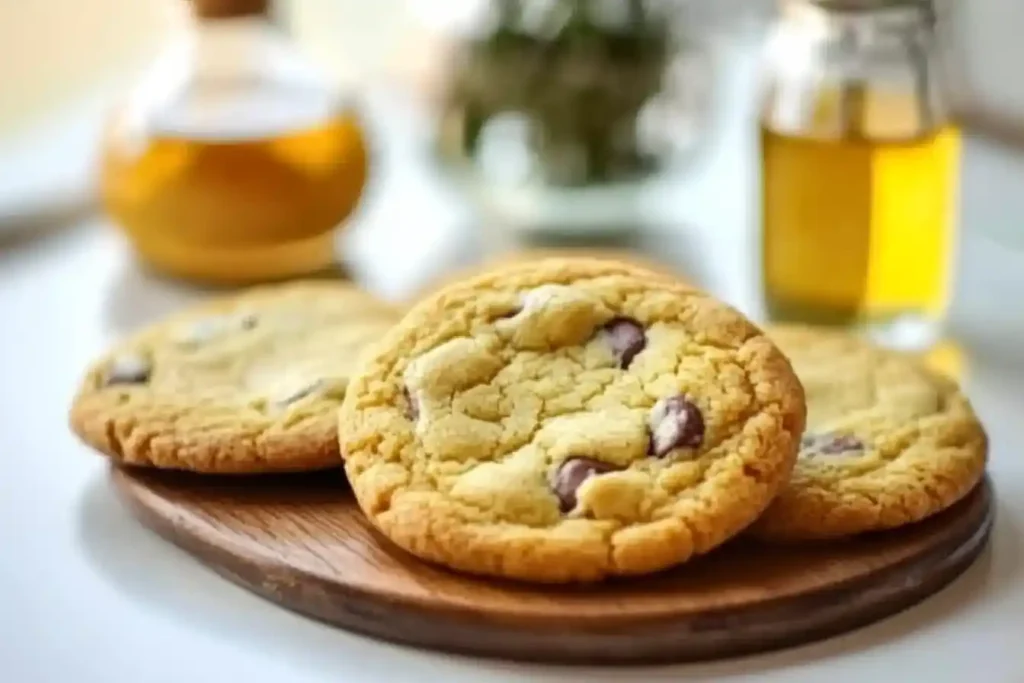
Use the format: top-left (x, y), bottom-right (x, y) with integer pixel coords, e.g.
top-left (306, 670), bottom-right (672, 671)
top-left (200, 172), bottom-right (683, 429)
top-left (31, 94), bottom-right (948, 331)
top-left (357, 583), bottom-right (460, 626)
top-left (70, 281), bottom-right (400, 473)
top-left (411, 247), bottom-right (691, 304)
top-left (749, 325), bottom-right (988, 542)
top-left (339, 258), bottom-right (806, 583)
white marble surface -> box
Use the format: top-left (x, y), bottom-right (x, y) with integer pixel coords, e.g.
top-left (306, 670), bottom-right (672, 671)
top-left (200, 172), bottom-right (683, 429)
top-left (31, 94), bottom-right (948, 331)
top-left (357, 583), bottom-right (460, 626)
top-left (2, 32), bottom-right (1024, 683)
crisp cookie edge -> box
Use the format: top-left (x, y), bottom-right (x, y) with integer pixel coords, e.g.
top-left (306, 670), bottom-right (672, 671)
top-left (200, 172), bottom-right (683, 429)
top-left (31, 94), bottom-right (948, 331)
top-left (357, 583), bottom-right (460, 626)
top-left (748, 324), bottom-right (989, 542)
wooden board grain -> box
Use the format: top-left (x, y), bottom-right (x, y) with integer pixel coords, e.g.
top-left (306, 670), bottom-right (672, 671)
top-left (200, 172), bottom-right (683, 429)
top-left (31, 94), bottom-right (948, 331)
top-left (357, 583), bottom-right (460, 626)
top-left (110, 466), bottom-right (994, 665)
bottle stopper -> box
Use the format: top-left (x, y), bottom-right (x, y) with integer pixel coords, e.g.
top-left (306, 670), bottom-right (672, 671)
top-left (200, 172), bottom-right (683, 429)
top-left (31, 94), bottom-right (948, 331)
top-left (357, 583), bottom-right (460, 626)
top-left (191, 0), bottom-right (270, 19)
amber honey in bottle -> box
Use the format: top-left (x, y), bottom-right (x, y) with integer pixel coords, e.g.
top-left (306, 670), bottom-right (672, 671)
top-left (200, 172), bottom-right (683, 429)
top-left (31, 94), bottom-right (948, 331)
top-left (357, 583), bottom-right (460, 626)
top-left (100, 0), bottom-right (368, 285)
top-left (760, 0), bottom-right (958, 349)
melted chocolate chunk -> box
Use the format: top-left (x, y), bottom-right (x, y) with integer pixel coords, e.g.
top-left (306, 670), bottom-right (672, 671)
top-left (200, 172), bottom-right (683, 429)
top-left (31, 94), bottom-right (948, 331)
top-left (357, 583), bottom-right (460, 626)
top-left (801, 431), bottom-right (864, 456)
top-left (648, 394), bottom-right (705, 457)
top-left (494, 307), bottom-right (521, 321)
top-left (551, 457), bottom-right (620, 513)
top-left (403, 386), bottom-right (420, 421)
top-left (104, 354), bottom-right (152, 386)
top-left (601, 317), bottom-right (647, 369)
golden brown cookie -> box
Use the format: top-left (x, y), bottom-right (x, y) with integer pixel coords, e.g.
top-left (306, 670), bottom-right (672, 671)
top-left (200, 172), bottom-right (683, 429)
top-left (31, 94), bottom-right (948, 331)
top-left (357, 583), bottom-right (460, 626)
top-left (340, 257), bottom-right (806, 583)
top-left (70, 281), bottom-right (400, 474)
top-left (749, 325), bottom-right (988, 542)
top-left (412, 247), bottom-right (691, 303)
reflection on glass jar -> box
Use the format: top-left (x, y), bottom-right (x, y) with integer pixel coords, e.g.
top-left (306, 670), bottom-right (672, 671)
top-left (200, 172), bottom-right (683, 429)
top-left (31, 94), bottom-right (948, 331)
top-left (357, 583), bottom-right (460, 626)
top-left (423, 0), bottom-right (717, 241)
top-left (760, 0), bottom-right (959, 351)
top-left (100, 0), bottom-right (369, 286)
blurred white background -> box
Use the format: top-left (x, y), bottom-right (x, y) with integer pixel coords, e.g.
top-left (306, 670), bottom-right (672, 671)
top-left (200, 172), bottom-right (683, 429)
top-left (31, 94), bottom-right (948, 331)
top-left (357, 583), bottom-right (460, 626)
top-left (4, 0), bottom-right (1024, 323)
top-left (3, 0), bottom-right (1024, 131)
top-left (2, 0), bottom-right (1023, 221)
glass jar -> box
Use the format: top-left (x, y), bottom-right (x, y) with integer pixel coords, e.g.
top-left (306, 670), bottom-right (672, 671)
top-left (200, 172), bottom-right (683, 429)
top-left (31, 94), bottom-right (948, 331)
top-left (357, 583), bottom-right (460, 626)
top-left (100, 0), bottom-right (369, 285)
top-left (412, 0), bottom-right (719, 245)
top-left (759, 0), bottom-right (958, 350)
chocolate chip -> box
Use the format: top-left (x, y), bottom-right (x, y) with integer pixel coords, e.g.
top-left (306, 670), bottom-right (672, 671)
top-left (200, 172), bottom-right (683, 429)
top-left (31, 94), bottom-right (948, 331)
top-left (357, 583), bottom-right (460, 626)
top-left (648, 394), bottom-right (705, 457)
top-left (239, 313), bottom-right (258, 330)
top-left (277, 380), bottom-right (324, 407)
top-left (104, 354), bottom-right (151, 386)
top-left (403, 386), bottom-right (420, 421)
top-left (802, 431), bottom-right (863, 456)
top-left (551, 457), bottom-right (620, 513)
top-left (821, 434), bottom-right (863, 454)
top-left (600, 317), bottom-right (646, 369)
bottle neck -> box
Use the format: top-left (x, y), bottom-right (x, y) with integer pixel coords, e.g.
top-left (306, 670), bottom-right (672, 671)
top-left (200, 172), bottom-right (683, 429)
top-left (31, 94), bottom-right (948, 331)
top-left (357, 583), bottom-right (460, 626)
top-left (127, 0), bottom-right (336, 141)
top-left (183, 13), bottom-right (280, 82)
top-left (767, 0), bottom-right (947, 138)
top-left (779, 0), bottom-right (937, 75)
top-left (781, 0), bottom-right (934, 34)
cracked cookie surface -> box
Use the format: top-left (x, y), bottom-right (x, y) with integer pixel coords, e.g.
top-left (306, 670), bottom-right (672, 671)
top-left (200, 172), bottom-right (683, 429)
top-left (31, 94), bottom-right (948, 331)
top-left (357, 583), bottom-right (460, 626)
top-left (70, 281), bottom-right (400, 473)
top-left (750, 325), bottom-right (988, 541)
top-left (339, 258), bottom-right (806, 583)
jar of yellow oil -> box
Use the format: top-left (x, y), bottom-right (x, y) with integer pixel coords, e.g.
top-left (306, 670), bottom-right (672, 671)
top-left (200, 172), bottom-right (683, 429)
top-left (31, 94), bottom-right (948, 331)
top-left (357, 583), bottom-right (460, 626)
top-left (100, 0), bottom-right (368, 285)
top-left (759, 0), bottom-right (958, 349)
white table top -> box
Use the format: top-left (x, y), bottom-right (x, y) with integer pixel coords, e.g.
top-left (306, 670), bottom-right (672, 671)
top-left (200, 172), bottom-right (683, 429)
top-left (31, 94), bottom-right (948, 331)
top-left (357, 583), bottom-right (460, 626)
top-left (3, 33), bottom-right (1023, 683)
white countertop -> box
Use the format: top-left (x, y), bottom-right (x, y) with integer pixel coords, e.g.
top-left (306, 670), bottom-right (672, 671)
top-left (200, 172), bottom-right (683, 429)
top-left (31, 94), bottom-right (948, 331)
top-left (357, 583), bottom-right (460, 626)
top-left (2, 32), bottom-right (1023, 683)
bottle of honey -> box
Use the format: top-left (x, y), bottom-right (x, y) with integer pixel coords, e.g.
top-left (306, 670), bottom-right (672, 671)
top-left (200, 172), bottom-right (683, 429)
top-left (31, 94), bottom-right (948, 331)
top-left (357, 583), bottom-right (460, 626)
top-left (759, 0), bottom-right (958, 350)
top-left (100, 0), bottom-right (368, 285)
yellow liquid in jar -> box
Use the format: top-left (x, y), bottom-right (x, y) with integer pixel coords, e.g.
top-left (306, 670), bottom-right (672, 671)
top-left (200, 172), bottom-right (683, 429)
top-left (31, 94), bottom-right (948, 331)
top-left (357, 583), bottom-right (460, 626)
top-left (761, 92), bottom-right (961, 325)
top-left (100, 94), bottom-right (368, 285)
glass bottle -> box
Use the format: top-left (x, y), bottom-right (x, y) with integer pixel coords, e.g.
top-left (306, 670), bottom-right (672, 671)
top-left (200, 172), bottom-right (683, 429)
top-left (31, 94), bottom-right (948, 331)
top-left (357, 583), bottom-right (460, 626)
top-left (100, 0), bottom-right (368, 285)
top-left (759, 0), bottom-right (958, 350)
top-left (421, 0), bottom-right (718, 245)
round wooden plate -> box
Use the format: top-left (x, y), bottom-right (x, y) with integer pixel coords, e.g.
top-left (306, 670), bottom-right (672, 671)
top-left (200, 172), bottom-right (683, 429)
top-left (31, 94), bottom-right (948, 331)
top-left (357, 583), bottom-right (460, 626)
top-left (111, 467), bottom-right (994, 665)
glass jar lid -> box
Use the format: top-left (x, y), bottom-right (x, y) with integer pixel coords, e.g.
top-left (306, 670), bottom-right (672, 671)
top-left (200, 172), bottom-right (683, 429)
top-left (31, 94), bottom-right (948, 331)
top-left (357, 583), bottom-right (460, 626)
top-left (784, 0), bottom-right (931, 11)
